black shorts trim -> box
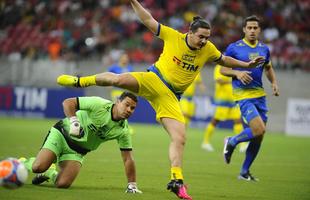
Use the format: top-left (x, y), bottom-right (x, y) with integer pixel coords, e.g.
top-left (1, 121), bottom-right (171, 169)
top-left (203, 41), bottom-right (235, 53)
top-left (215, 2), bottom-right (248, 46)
top-left (120, 148), bottom-right (133, 151)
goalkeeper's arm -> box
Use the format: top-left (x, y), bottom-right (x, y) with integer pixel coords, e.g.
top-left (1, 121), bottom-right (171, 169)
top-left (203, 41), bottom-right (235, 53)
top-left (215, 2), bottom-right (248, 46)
top-left (62, 97), bottom-right (84, 137)
top-left (121, 150), bottom-right (142, 194)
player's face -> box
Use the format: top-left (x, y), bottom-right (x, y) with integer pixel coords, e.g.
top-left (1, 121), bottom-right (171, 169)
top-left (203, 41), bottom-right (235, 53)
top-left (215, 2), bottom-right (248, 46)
top-left (115, 97), bottom-right (137, 120)
top-left (119, 54), bottom-right (129, 67)
top-left (243, 21), bottom-right (260, 42)
top-left (189, 28), bottom-right (210, 49)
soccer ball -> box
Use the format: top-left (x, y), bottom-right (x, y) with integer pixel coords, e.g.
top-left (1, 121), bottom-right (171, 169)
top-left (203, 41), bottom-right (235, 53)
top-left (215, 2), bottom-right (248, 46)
top-left (0, 158), bottom-right (28, 189)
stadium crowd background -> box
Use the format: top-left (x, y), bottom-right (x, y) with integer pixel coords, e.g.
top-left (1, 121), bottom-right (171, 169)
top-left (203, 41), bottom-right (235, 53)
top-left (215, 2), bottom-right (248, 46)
top-left (0, 0), bottom-right (309, 71)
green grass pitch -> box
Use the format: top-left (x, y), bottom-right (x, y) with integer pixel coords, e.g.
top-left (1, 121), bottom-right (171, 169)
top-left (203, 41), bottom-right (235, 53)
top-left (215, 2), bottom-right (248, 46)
top-left (0, 117), bottom-right (309, 200)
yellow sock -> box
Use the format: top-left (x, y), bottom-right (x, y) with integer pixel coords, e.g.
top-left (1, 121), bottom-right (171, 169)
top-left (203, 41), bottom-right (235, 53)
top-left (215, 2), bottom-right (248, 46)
top-left (79, 75), bottom-right (96, 87)
top-left (203, 123), bottom-right (215, 144)
top-left (171, 167), bottom-right (184, 180)
top-left (233, 123), bottom-right (243, 135)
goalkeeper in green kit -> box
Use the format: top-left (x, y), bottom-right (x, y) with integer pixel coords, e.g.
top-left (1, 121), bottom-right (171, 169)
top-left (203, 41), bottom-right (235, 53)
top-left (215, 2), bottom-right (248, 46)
top-left (20, 91), bottom-right (142, 193)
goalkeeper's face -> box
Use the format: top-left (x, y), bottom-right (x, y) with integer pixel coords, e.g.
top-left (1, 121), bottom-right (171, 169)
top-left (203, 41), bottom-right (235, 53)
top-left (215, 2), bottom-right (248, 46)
top-left (188, 27), bottom-right (210, 49)
top-left (114, 97), bottom-right (137, 120)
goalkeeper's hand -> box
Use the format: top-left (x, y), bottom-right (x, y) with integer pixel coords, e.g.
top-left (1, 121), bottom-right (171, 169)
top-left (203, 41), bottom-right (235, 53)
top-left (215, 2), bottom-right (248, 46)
top-left (69, 116), bottom-right (84, 138)
top-left (125, 182), bottom-right (142, 194)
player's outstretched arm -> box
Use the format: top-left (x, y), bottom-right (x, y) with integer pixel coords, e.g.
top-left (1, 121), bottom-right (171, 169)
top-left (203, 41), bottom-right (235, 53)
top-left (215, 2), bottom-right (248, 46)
top-left (121, 151), bottom-right (142, 194)
top-left (130, 0), bottom-right (159, 34)
top-left (220, 66), bottom-right (253, 85)
top-left (219, 55), bottom-right (265, 69)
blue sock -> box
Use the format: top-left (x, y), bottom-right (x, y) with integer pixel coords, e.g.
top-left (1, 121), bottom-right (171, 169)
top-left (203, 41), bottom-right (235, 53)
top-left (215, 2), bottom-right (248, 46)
top-left (229, 128), bottom-right (254, 146)
top-left (241, 140), bottom-right (261, 175)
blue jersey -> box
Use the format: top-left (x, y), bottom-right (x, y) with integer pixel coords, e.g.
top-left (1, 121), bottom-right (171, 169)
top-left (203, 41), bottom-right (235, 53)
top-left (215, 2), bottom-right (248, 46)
top-left (225, 39), bottom-right (270, 101)
top-left (108, 64), bottom-right (134, 74)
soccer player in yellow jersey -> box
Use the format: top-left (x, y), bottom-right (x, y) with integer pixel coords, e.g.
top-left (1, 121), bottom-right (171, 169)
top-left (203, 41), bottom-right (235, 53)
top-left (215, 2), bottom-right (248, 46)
top-left (202, 65), bottom-right (247, 152)
top-left (180, 73), bottom-right (205, 126)
top-left (57, 1), bottom-right (265, 199)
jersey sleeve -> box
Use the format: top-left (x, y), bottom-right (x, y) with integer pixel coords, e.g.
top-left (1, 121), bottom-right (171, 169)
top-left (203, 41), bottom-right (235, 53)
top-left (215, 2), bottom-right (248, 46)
top-left (117, 124), bottom-right (133, 150)
top-left (207, 41), bottom-right (222, 62)
top-left (158, 24), bottom-right (180, 41)
top-left (127, 65), bottom-right (134, 72)
top-left (108, 65), bottom-right (114, 73)
top-left (224, 43), bottom-right (235, 57)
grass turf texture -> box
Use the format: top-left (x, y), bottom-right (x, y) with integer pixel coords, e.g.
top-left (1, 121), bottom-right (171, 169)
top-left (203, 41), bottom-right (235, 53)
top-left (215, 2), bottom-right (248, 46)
top-left (0, 117), bottom-right (309, 200)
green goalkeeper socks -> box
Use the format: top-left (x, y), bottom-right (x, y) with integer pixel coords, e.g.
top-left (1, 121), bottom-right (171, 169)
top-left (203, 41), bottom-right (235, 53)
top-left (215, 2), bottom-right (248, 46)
top-left (45, 164), bottom-right (58, 184)
top-left (20, 157), bottom-right (35, 171)
top-left (19, 157), bottom-right (58, 184)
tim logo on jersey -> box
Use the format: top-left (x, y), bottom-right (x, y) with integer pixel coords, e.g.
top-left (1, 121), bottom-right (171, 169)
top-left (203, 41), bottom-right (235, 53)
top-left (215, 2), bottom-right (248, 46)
top-left (173, 55), bottom-right (198, 72)
top-left (249, 53), bottom-right (265, 68)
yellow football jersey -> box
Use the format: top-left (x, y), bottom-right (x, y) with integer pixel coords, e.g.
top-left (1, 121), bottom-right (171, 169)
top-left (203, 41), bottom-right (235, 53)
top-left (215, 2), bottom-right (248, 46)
top-left (214, 64), bottom-right (234, 102)
top-left (155, 24), bottom-right (221, 92)
top-left (183, 73), bottom-right (202, 97)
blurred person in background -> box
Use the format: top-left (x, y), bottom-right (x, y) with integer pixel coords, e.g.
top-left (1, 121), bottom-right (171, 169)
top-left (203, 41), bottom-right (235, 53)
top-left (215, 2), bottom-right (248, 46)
top-left (57, 1), bottom-right (265, 199)
top-left (108, 52), bottom-right (134, 101)
top-left (201, 64), bottom-right (247, 152)
top-left (222, 15), bottom-right (279, 181)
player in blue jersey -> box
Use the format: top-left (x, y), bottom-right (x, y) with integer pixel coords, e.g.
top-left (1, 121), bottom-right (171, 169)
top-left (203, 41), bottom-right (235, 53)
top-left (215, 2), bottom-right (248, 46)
top-left (221, 15), bottom-right (279, 181)
top-left (108, 53), bottom-right (134, 101)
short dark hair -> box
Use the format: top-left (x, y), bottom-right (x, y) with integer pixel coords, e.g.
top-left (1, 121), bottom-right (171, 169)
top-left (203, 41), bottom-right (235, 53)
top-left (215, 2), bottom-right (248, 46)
top-left (243, 15), bottom-right (260, 27)
top-left (190, 16), bottom-right (211, 32)
top-left (119, 91), bottom-right (138, 103)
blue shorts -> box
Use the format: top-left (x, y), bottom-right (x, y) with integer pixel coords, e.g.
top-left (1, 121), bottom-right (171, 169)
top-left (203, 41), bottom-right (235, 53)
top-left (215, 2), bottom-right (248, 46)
top-left (238, 96), bottom-right (268, 125)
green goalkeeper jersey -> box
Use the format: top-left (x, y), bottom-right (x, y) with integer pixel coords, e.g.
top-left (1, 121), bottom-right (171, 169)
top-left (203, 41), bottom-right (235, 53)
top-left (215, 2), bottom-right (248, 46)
top-left (61, 96), bottom-right (132, 151)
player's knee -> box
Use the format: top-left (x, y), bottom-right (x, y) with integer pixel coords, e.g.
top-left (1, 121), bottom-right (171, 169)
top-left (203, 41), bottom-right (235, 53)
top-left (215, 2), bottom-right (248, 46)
top-left (253, 125), bottom-right (266, 136)
top-left (174, 133), bottom-right (186, 145)
top-left (55, 180), bottom-right (72, 189)
top-left (32, 162), bottom-right (46, 173)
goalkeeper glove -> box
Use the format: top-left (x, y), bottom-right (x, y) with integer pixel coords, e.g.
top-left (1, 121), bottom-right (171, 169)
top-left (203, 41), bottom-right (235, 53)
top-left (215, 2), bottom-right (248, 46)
top-left (125, 182), bottom-right (142, 194)
top-left (69, 116), bottom-right (84, 138)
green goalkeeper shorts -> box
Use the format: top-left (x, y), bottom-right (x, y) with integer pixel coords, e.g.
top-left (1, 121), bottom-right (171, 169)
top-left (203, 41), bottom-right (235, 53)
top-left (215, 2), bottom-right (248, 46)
top-left (42, 127), bottom-right (84, 164)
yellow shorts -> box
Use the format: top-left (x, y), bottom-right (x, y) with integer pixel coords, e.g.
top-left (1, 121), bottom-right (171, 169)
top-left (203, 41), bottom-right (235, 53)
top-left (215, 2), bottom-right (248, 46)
top-left (214, 105), bottom-right (241, 121)
top-left (131, 72), bottom-right (185, 123)
top-left (180, 97), bottom-right (195, 118)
